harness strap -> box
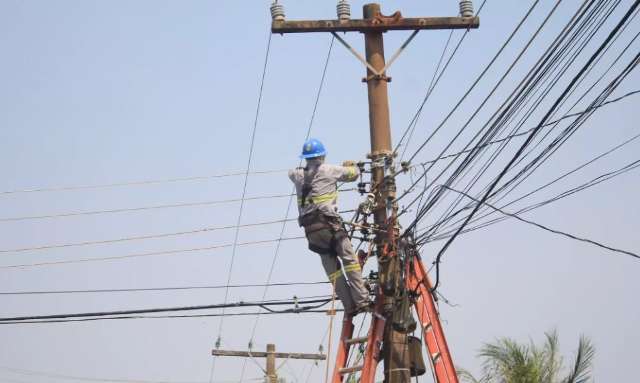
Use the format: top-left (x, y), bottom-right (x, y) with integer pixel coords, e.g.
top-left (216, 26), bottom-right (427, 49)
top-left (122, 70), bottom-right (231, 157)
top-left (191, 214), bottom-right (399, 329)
top-left (300, 166), bottom-right (318, 208)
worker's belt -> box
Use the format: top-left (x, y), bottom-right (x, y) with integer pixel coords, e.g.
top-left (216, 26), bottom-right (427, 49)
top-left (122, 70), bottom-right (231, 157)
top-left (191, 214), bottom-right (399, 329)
top-left (297, 191), bottom-right (338, 207)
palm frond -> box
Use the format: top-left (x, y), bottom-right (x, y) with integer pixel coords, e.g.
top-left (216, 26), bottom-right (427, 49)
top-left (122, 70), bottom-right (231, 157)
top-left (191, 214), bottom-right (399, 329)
top-left (541, 329), bottom-right (562, 383)
top-left (457, 367), bottom-right (486, 383)
top-left (562, 335), bottom-right (595, 383)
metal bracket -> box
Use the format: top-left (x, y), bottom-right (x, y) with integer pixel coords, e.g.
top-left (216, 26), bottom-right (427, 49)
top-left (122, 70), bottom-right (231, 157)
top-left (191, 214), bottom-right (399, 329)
top-left (331, 29), bottom-right (419, 79)
top-left (331, 31), bottom-right (380, 75)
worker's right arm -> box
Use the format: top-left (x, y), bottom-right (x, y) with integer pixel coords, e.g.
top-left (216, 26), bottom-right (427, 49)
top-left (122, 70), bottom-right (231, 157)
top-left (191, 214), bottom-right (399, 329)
top-left (327, 163), bottom-right (359, 183)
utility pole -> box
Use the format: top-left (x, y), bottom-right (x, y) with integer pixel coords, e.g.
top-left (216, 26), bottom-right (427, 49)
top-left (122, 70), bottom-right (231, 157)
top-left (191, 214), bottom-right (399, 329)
top-left (271, 2), bottom-right (479, 382)
top-left (212, 343), bottom-right (326, 383)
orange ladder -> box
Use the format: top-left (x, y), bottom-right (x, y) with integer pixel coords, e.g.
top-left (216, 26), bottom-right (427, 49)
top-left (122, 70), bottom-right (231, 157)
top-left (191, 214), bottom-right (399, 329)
top-left (331, 252), bottom-right (458, 383)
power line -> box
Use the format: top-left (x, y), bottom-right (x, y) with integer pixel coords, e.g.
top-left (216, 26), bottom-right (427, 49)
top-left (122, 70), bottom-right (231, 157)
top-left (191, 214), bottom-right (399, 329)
top-left (0, 236), bottom-right (305, 269)
top-left (394, 0), bottom-right (490, 157)
top-left (398, 0), bottom-right (572, 227)
top-left (425, 129), bottom-right (640, 239)
top-left (404, 0), bottom-right (625, 234)
top-left (211, 30), bottom-right (273, 383)
top-left (0, 296), bottom-right (332, 323)
top-left (406, 0), bottom-right (546, 165)
top-left (413, 0), bottom-right (629, 266)
top-left (0, 218), bottom-right (297, 253)
top-left (465, 3), bottom-right (640, 219)
top-left (0, 193), bottom-right (290, 223)
top-left (428, 2), bottom-right (640, 292)
top-left (0, 189), bottom-right (354, 223)
top-left (0, 281), bottom-right (329, 296)
top-left (415, 90), bottom-right (640, 167)
top-left (0, 309), bottom-right (341, 325)
top-left (0, 169), bottom-right (286, 196)
top-left (239, 35), bottom-right (335, 382)
top-left (0, 365), bottom-right (264, 383)
top-left (0, 207), bottom-right (354, 254)
top-left (426, 158), bottom-right (640, 243)
top-left (441, 186), bottom-right (640, 260)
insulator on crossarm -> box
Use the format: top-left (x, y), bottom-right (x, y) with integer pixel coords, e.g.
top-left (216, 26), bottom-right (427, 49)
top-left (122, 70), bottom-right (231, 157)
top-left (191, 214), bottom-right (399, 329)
top-left (459, 0), bottom-right (474, 17)
top-left (270, 1), bottom-right (285, 21)
top-left (337, 0), bottom-right (351, 21)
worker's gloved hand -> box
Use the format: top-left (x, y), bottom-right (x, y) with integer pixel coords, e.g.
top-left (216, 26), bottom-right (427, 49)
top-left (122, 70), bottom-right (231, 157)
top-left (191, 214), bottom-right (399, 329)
top-left (342, 160), bottom-right (356, 167)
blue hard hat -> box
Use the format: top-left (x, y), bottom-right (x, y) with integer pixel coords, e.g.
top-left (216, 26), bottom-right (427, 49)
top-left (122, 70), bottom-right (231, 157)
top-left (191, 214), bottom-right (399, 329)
top-left (300, 138), bottom-right (327, 159)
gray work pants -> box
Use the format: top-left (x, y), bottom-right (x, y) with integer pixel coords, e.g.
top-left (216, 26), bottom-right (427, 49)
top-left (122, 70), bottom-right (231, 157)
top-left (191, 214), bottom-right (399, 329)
top-left (305, 223), bottom-right (369, 314)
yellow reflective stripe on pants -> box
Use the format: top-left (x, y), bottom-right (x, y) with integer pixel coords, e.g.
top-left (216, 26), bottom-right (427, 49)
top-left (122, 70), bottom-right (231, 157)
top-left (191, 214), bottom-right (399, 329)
top-left (329, 269), bottom-right (343, 283)
top-left (328, 264), bottom-right (361, 282)
top-left (343, 263), bottom-right (361, 273)
top-left (298, 191), bottom-right (338, 206)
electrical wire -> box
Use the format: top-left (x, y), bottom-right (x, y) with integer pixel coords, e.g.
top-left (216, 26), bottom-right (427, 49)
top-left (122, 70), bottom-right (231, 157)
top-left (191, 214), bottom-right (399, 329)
top-left (415, 90), bottom-right (639, 168)
top-left (472, 13), bottom-right (640, 216)
top-left (441, 186), bottom-right (639, 259)
top-left (0, 281), bottom-right (330, 296)
top-left (0, 236), bottom-right (305, 269)
top-left (398, 0), bottom-right (575, 226)
top-left (420, 5), bottom-right (634, 232)
top-left (454, 0), bottom-right (638, 222)
top-left (406, 0), bottom-right (546, 165)
top-left (394, 0), bottom-right (489, 157)
top-left (426, 158), bottom-right (640, 243)
top-left (0, 309), bottom-right (341, 325)
top-left (239, 35), bottom-right (335, 382)
top-left (0, 189), bottom-right (355, 223)
top-left (0, 365), bottom-right (263, 383)
top-left (428, 2), bottom-right (640, 292)
top-left (0, 193), bottom-right (290, 223)
top-left (0, 296), bottom-right (333, 323)
top-left (0, 169), bottom-right (286, 196)
top-left (413, 0), bottom-right (619, 253)
top-left (0, 218), bottom-right (297, 253)
top-left (426, 129), bottom-right (640, 239)
top-left (422, 7), bottom-right (638, 246)
top-left (404, 0), bottom-right (619, 231)
top-left (424, 15), bottom-right (639, 259)
top-left (211, 30), bottom-right (273, 383)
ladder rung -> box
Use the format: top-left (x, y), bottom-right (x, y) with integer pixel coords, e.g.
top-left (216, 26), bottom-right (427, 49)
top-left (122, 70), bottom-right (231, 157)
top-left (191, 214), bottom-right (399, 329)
top-left (345, 336), bottom-right (368, 345)
top-left (339, 365), bottom-right (363, 374)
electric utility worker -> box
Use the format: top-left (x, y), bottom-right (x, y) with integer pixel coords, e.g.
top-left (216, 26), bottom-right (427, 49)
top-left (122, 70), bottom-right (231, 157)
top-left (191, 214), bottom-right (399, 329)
top-left (288, 138), bottom-right (371, 316)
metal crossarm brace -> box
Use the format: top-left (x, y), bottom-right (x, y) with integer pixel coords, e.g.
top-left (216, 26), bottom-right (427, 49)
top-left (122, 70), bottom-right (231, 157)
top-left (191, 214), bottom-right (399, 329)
top-left (331, 32), bottom-right (381, 76)
top-left (331, 30), bottom-right (420, 78)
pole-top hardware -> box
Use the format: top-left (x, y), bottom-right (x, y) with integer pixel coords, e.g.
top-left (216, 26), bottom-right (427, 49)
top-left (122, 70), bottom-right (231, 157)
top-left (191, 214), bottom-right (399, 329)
top-left (459, 0), bottom-right (474, 18)
top-left (362, 74), bottom-right (391, 83)
top-left (337, 0), bottom-right (351, 21)
top-left (270, 1), bottom-right (285, 21)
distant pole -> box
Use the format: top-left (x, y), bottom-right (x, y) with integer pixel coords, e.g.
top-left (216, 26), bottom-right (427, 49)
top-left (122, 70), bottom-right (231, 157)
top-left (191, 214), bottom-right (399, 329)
top-left (266, 344), bottom-right (277, 383)
top-left (211, 343), bottom-right (325, 382)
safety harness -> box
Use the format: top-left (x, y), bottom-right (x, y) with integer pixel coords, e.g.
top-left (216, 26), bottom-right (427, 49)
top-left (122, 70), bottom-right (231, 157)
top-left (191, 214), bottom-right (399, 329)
top-left (298, 166), bottom-right (348, 256)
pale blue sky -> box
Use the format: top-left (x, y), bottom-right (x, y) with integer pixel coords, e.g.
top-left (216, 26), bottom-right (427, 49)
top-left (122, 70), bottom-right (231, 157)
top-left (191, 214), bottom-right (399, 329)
top-left (0, 1), bottom-right (638, 382)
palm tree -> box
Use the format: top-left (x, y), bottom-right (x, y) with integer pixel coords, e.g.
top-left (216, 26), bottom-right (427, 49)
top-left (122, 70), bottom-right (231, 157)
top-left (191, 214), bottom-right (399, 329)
top-left (458, 330), bottom-right (595, 383)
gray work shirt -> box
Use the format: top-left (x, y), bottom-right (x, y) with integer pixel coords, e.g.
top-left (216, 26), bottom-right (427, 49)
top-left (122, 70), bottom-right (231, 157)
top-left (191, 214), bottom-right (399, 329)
top-left (288, 160), bottom-right (359, 219)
